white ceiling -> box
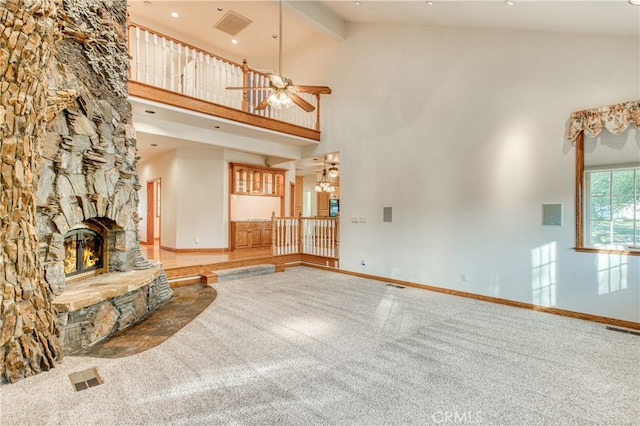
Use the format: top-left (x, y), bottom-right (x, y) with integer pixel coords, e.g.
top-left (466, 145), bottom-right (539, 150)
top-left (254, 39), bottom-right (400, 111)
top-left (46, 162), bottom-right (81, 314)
top-left (128, 0), bottom-right (640, 171)
top-left (129, 0), bottom-right (640, 61)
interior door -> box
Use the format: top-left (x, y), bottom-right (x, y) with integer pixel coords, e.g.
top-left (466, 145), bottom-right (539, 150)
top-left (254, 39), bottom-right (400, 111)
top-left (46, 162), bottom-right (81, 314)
top-left (146, 180), bottom-right (154, 244)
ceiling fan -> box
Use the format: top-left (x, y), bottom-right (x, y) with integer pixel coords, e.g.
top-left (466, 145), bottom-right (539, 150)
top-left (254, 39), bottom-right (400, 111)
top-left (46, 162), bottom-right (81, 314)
top-left (226, 0), bottom-right (331, 112)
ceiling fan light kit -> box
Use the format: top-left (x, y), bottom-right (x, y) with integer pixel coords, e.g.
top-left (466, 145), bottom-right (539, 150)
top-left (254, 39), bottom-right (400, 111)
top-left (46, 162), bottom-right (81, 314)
top-left (328, 163), bottom-right (339, 178)
top-left (225, 0), bottom-right (331, 113)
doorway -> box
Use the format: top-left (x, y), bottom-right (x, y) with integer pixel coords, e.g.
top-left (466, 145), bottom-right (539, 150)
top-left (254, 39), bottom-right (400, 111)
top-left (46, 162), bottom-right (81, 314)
top-left (146, 179), bottom-right (161, 246)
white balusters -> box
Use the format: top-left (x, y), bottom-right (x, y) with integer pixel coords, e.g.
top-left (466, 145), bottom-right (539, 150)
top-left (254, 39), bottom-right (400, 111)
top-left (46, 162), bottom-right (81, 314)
top-left (198, 51), bottom-right (204, 99)
top-left (169, 40), bottom-right (175, 92)
top-left (143, 29), bottom-right (149, 84)
top-left (150, 33), bottom-right (156, 86)
top-left (161, 37), bottom-right (166, 89)
top-left (128, 24), bottom-right (320, 130)
top-left (134, 26), bottom-right (141, 81)
top-left (191, 47), bottom-right (198, 97)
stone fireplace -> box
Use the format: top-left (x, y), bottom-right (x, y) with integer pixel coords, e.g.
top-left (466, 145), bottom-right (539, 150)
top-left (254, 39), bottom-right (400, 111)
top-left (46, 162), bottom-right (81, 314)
top-left (64, 226), bottom-right (106, 278)
top-left (31, 2), bottom-right (172, 355)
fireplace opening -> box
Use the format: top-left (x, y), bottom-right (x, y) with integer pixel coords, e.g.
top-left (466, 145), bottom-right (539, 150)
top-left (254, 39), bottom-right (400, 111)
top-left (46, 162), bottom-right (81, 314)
top-left (64, 229), bottom-right (105, 277)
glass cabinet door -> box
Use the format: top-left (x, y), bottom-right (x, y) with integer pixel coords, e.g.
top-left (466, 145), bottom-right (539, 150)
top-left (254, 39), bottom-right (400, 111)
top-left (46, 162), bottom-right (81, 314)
top-left (275, 173), bottom-right (284, 197)
top-left (235, 168), bottom-right (247, 193)
top-left (263, 172), bottom-right (273, 194)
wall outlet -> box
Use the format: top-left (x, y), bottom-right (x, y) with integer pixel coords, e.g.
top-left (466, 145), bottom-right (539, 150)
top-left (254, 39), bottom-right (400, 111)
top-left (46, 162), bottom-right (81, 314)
top-left (351, 216), bottom-right (359, 223)
top-left (361, 260), bottom-right (366, 267)
top-left (359, 216), bottom-right (367, 223)
top-left (461, 273), bottom-right (468, 282)
top-left (194, 237), bottom-right (200, 244)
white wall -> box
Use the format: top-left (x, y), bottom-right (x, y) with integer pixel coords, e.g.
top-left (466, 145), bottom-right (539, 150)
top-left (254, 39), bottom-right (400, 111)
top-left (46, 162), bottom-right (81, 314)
top-left (138, 150), bottom-right (178, 248)
top-left (138, 148), bottom-right (299, 249)
top-left (288, 24), bottom-right (640, 322)
top-left (175, 148), bottom-right (227, 248)
top-left (138, 148), bottom-right (226, 249)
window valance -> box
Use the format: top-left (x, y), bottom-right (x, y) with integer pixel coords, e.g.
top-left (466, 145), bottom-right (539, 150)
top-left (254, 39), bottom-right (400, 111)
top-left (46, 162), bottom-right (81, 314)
top-left (567, 99), bottom-right (640, 140)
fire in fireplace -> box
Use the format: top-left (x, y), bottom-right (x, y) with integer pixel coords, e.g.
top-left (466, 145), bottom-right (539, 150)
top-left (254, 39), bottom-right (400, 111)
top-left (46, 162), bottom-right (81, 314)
top-left (64, 229), bottom-right (105, 277)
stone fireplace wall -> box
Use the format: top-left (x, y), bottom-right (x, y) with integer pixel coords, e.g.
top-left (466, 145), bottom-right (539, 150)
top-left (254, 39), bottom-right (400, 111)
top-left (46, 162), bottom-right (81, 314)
top-left (0, 0), bottom-right (171, 382)
top-left (35, 1), bottom-right (158, 296)
top-left (36, 3), bottom-right (172, 353)
top-left (36, 68), bottom-right (141, 295)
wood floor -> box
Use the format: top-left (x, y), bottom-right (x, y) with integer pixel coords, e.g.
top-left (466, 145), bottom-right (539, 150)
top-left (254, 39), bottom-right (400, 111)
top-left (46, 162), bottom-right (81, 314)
top-left (140, 243), bottom-right (289, 284)
top-left (140, 243), bottom-right (272, 269)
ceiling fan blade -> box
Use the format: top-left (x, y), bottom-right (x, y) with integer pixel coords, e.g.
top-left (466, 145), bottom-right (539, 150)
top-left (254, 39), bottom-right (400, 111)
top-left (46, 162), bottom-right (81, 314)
top-left (294, 85), bottom-right (332, 95)
top-left (290, 93), bottom-right (316, 112)
top-left (255, 98), bottom-right (270, 111)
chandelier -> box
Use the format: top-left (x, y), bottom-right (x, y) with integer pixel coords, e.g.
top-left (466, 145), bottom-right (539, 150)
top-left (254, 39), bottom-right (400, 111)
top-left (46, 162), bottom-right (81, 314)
top-left (315, 156), bottom-right (335, 193)
top-left (327, 162), bottom-right (339, 178)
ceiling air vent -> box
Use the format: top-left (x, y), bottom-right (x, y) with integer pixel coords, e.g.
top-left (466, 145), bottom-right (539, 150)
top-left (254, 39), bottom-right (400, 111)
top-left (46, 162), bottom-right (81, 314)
top-left (214, 10), bottom-right (252, 36)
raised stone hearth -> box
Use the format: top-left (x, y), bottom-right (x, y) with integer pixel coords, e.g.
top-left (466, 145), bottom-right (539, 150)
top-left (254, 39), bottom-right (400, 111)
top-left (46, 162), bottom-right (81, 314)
top-left (53, 265), bottom-right (171, 354)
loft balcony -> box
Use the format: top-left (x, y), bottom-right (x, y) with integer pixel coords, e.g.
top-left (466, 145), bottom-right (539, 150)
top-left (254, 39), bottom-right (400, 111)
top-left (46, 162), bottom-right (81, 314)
top-left (127, 23), bottom-right (330, 145)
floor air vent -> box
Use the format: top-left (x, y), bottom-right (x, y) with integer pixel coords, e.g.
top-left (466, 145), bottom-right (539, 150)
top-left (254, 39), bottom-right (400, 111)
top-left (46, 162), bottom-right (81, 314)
top-left (69, 367), bottom-right (104, 391)
top-left (386, 284), bottom-right (405, 289)
top-left (606, 326), bottom-right (640, 337)
top-left (214, 10), bottom-right (252, 36)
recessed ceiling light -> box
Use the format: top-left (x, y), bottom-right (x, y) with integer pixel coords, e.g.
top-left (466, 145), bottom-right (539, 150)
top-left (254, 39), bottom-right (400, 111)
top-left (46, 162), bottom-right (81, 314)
top-left (630, 0), bottom-right (640, 5)
top-left (150, 143), bottom-right (158, 147)
top-left (231, 39), bottom-right (238, 45)
top-left (144, 1), bottom-right (152, 6)
top-left (272, 34), bottom-right (278, 39)
top-left (505, 0), bottom-right (515, 5)
top-left (214, 125), bottom-right (220, 129)
top-left (217, 7), bottom-right (223, 11)
top-left (426, 1), bottom-right (434, 5)
top-left (144, 109), bottom-right (156, 114)
top-left (170, 11), bottom-right (179, 18)
top-left (354, 1), bottom-right (361, 5)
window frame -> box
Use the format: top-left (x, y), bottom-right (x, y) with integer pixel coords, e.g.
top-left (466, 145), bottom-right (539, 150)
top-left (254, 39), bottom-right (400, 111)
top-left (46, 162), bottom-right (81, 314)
top-left (575, 131), bottom-right (640, 256)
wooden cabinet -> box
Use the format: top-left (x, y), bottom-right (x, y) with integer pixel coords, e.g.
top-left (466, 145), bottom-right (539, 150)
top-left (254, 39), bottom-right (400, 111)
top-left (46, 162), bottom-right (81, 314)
top-left (317, 176), bottom-right (339, 217)
top-left (231, 163), bottom-right (286, 197)
top-left (317, 191), bottom-right (330, 217)
top-left (231, 221), bottom-right (273, 250)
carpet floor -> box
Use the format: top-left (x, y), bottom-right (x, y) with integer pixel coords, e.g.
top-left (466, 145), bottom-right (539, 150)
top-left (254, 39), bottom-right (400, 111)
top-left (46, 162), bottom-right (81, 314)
top-left (0, 267), bottom-right (638, 425)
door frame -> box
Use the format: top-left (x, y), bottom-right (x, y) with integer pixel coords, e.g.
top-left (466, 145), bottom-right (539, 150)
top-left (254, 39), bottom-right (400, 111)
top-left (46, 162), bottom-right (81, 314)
top-left (146, 179), bottom-right (161, 245)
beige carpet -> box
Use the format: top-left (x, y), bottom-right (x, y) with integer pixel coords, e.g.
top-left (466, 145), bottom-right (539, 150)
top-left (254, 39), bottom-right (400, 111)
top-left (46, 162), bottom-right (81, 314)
top-left (1, 266), bottom-right (638, 425)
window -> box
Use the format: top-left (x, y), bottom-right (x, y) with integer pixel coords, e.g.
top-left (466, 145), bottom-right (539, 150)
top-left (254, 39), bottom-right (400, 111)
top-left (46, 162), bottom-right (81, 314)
top-left (568, 99), bottom-right (640, 255)
top-left (585, 167), bottom-right (639, 249)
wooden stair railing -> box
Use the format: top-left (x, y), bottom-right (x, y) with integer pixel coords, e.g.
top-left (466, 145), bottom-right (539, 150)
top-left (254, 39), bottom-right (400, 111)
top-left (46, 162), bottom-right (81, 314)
top-left (271, 213), bottom-right (339, 260)
top-left (128, 23), bottom-right (328, 134)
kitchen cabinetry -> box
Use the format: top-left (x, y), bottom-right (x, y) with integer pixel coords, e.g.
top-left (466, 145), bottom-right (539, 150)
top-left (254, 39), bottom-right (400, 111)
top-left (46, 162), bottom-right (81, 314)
top-left (231, 221), bottom-right (273, 250)
top-left (231, 163), bottom-right (286, 197)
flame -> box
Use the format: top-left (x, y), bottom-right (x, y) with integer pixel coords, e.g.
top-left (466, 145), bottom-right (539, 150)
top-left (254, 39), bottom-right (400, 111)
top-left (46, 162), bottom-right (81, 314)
top-left (83, 245), bottom-right (99, 268)
top-left (64, 241), bottom-right (77, 274)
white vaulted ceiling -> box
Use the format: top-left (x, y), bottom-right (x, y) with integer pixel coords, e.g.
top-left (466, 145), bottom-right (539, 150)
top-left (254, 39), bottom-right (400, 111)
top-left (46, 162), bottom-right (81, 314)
top-left (129, 0), bottom-right (640, 62)
top-left (128, 0), bottom-right (640, 165)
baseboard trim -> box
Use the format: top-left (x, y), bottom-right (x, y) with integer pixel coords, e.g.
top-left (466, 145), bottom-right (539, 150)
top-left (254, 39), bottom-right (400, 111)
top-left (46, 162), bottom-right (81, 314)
top-left (160, 245), bottom-right (230, 253)
top-left (302, 264), bottom-right (640, 332)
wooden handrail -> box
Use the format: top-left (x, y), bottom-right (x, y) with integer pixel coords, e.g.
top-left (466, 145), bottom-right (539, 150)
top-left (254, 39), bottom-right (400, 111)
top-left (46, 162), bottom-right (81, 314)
top-left (129, 23), bottom-right (246, 70)
top-left (127, 22), bottom-right (326, 133)
top-left (271, 214), bottom-right (339, 259)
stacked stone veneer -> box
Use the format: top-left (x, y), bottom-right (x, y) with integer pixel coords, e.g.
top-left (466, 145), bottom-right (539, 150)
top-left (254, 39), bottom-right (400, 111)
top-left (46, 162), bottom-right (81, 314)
top-left (33, 1), bottom-right (172, 356)
top-left (37, 63), bottom-right (143, 294)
